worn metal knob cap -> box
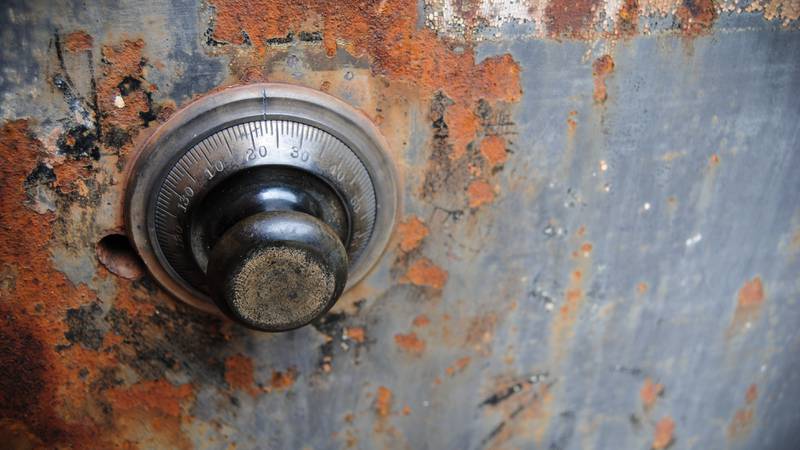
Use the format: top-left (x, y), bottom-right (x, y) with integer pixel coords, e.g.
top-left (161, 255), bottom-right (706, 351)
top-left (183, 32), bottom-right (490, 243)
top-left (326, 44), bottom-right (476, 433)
top-left (206, 211), bottom-right (348, 331)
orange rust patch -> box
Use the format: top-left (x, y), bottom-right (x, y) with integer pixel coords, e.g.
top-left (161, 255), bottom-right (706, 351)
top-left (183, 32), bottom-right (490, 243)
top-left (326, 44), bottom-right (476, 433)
top-left (545, 0), bottom-right (601, 39)
top-left (746, 384), bottom-right (758, 404)
top-left (394, 332), bottom-right (426, 355)
top-left (710, 153), bottom-right (721, 166)
top-left (0, 121), bottom-right (108, 448)
top-left (640, 378), bottom-right (664, 411)
top-left (728, 408), bottom-right (754, 440)
top-left (652, 417), bottom-right (675, 449)
top-left (467, 179), bottom-right (495, 208)
top-left (403, 257), bottom-right (448, 289)
top-left (727, 277), bottom-right (766, 338)
top-left (465, 312), bottom-right (497, 354)
top-left (676, 0), bottom-right (718, 36)
top-left (413, 314), bottom-right (431, 327)
top-left (209, 0), bottom-right (521, 125)
top-left (224, 354), bottom-right (259, 395)
top-left (209, 0), bottom-right (520, 207)
top-left (728, 383), bottom-right (759, 440)
top-left (396, 216), bottom-right (429, 252)
top-left (617, 0), bottom-right (640, 36)
top-left (479, 135), bottom-right (507, 167)
top-left (565, 288), bottom-right (583, 305)
top-left (270, 367), bottom-right (298, 390)
top-left (401, 404), bottom-right (411, 416)
top-left (550, 238), bottom-right (592, 365)
top-left (106, 380), bottom-right (194, 449)
top-left (738, 277), bottom-right (765, 308)
top-left (567, 110), bottom-right (578, 132)
top-left (51, 160), bottom-right (91, 194)
top-left (345, 326), bottom-right (366, 343)
top-left (375, 386), bottom-right (393, 417)
top-left (445, 356), bottom-right (471, 376)
top-left (106, 379), bottom-right (193, 418)
top-left (637, 282), bottom-right (649, 295)
top-left (592, 55), bottom-right (615, 104)
top-left (97, 39), bottom-right (169, 156)
top-left (64, 31), bottom-right (93, 52)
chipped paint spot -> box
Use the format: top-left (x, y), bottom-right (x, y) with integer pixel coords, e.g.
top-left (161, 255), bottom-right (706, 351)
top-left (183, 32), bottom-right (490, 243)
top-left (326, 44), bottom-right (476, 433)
top-left (617, 0), bottom-right (640, 36)
top-left (64, 31), bottom-right (93, 52)
top-left (727, 277), bottom-right (765, 338)
top-left (375, 386), bottom-right (393, 417)
top-left (467, 179), bottom-right (496, 208)
top-left (479, 135), bottom-right (507, 166)
top-left (403, 257), bottom-right (448, 289)
top-left (652, 416), bottom-right (675, 449)
top-left (413, 314), bottom-right (431, 327)
top-left (445, 356), bottom-right (471, 376)
top-left (270, 367), bottom-right (298, 390)
top-left (106, 380), bottom-right (194, 449)
top-left (394, 332), bottom-right (426, 354)
top-left (99, 40), bottom-right (161, 136)
top-left (396, 216), bottom-right (429, 252)
top-left (676, 0), bottom-right (718, 36)
top-left (737, 277), bottom-right (765, 308)
top-left (746, 383), bottom-right (758, 404)
top-left (224, 354), bottom-right (259, 395)
top-left (728, 408), bottom-right (755, 440)
top-left (640, 378), bottom-right (664, 411)
top-left (424, 0), bottom-right (797, 43)
top-left (728, 383), bottom-right (758, 440)
top-left (465, 312), bottom-right (497, 354)
top-left (745, 0), bottom-right (800, 25)
top-left (550, 235), bottom-right (593, 369)
top-left (592, 54), bottom-right (615, 104)
top-left (545, 0), bottom-right (602, 39)
top-left (107, 379), bottom-right (193, 418)
top-left (345, 326), bottom-right (366, 343)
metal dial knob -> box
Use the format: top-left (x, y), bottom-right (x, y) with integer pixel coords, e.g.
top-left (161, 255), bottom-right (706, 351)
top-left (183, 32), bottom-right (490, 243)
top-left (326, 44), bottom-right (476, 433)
top-left (125, 84), bottom-right (398, 331)
top-left (192, 166), bottom-right (351, 331)
top-left (207, 211), bottom-right (348, 331)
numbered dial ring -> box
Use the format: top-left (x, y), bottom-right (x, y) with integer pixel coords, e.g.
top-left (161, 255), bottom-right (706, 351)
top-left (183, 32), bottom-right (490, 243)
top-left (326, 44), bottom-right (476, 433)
top-left (126, 84), bottom-right (398, 315)
top-left (154, 120), bottom-right (374, 294)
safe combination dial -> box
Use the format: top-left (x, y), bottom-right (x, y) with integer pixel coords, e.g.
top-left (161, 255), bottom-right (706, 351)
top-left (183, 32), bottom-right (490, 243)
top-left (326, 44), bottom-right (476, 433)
top-left (126, 84), bottom-right (398, 331)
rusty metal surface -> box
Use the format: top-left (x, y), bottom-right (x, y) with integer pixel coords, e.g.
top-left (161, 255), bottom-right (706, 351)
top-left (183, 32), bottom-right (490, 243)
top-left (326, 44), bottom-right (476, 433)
top-left (1, 0), bottom-right (799, 449)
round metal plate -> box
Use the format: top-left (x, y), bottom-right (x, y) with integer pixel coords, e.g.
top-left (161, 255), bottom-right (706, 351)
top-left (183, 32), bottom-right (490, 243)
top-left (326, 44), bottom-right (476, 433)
top-left (125, 84), bottom-right (399, 314)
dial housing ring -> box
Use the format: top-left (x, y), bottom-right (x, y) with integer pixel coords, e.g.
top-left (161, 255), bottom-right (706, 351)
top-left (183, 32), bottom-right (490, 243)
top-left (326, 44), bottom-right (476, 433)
top-left (126, 84), bottom-right (398, 314)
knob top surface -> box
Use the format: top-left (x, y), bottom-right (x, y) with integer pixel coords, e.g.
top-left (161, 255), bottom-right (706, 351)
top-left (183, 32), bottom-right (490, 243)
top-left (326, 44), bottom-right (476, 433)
top-left (207, 211), bottom-right (348, 331)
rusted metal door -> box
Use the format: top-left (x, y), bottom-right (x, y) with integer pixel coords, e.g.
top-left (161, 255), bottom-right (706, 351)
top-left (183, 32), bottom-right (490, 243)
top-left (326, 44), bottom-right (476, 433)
top-left (1, 1), bottom-right (799, 449)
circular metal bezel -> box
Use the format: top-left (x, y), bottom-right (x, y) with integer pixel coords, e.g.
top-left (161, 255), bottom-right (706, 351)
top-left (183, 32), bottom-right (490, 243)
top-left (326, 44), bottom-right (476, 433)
top-left (154, 120), bottom-right (374, 296)
top-left (126, 83), bottom-right (398, 314)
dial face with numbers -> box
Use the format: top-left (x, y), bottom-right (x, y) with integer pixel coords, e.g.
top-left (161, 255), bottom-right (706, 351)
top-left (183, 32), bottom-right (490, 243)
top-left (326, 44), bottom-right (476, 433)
top-left (153, 119), bottom-right (375, 294)
top-left (126, 84), bottom-right (398, 313)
